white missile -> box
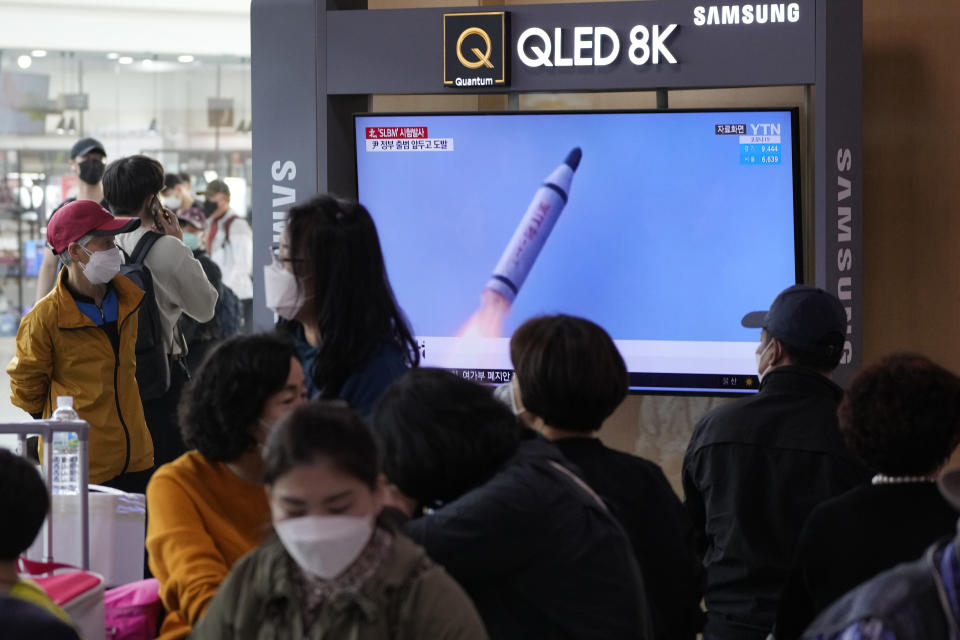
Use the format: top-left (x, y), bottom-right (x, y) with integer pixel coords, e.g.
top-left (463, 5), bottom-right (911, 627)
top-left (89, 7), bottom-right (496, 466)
top-left (485, 147), bottom-right (582, 303)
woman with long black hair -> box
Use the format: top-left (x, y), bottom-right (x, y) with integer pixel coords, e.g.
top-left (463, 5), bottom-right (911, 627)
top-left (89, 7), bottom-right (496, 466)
top-left (264, 195), bottom-right (419, 415)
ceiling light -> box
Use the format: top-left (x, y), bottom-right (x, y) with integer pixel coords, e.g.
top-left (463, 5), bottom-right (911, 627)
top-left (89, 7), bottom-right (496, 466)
top-left (31, 50), bottom-right (47, 58)
top-left (55, 116), bottom-right (66, 135)
top-left (177, 55), bottom-right (195, 63)
top-left (17, 55), bottom-right (32, 69)
top-left (118, 56), bottom-right (133, 65)
top-left (106, 52), bottom-right (119, 60)
top-left (67, 117), bottom-right (77, 135)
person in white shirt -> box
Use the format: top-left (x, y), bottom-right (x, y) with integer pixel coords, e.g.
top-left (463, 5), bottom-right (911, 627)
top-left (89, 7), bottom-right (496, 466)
top-left (202, 179), bottom-right (253, 329)
top-left (103, 154), bottom-right (219, 466)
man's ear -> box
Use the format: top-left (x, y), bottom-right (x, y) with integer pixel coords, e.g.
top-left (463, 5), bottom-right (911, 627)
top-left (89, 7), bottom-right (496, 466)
top-left (66, 242), bottom-right (86, 265)
top-left (770, 337), bottom-right (789, 367)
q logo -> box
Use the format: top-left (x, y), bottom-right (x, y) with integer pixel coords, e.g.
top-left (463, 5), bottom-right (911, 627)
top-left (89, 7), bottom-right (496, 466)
top-left (443, 12), bottom-right (508, 87)
top-left (457, 27), bottom-right (494, 69)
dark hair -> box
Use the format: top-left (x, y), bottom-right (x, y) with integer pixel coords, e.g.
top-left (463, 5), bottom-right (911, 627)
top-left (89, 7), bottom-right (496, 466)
top-left (285, 194), bottom-right (419, 396)
top-left (177, 171), bottom-right (191, 184)
top-left (839, 353), bottom-right (960, 475)
top-left (263, 403), bottom-right (379, 489)
top-left (102, 155), bottom-right (165, 216)
top-left (0, 449), bottom-right (49, 560)
top-left (511, 315), bottom-right (627, 433)
top-left (782, 341), bottom-right (844, 371)
top-left (163, 174), bottom-right (183, 192)
top-left (179, 333), bottom-right (299, 462)
top-left (370, 368), bottom-right (523, 505)
top-left (205, 179), bottom-right (230, 198)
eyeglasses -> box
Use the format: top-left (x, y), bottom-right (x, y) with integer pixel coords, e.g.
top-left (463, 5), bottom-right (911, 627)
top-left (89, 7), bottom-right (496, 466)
top-left (270, 245), bottom-right (306, 263)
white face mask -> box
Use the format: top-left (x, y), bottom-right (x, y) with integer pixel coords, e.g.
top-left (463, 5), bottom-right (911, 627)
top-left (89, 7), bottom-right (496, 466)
top-left (80, 245), bottom-right (122, 285)
top-left (264, 262), bottom-right (306, 320)
top-left (161, 195), bottom-right (182, 210)
top-left (274, 514), bottom-right (375, 579)
top-left (755, 340), bottom-right (774, 383)
top-left (493, 381), bottom-right (521, 415)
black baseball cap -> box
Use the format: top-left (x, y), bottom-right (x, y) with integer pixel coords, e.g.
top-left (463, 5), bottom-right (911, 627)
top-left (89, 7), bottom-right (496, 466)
top-left (741, 285), bottom-right (846, 356)
top-left (70, 137), bottom-right (106, 159)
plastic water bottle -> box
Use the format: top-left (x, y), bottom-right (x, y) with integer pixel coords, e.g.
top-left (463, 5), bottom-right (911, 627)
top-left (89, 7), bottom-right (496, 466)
top-left (51, 396), bottom-right (80, 495)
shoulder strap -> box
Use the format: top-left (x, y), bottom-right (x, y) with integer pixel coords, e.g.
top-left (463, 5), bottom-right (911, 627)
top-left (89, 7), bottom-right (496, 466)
top-left (222, 215), bottom-right (237, 245)
top-left (927, 544), bottom-right (960, 637)
top-left (130, 231), bottom-right (163, 265)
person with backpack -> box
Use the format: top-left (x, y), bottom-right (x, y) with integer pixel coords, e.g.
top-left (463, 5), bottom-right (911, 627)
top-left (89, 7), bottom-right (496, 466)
top-left (6, 200), bottom-right (154, 491)
top-left (203, 180), bottom-right (252, 330)
top-left (192, 402), bottom-right (488, 640)
top-left (175, 207), bottom-right (242, 374)
top-left (103, 155), bottom-right (218, 468)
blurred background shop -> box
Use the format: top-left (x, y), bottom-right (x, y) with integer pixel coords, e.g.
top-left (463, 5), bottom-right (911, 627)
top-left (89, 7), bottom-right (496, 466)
top-left (0, 0), bottom-right (251, 417)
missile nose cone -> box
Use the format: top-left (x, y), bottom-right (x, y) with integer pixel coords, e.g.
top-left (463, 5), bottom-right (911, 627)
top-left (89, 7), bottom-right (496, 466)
top-left (564, 147), bottom-right (582, 171)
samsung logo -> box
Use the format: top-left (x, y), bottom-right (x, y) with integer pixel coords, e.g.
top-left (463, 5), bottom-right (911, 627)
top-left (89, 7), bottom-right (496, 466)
top-left (693, 3), bottom-right (800, 26)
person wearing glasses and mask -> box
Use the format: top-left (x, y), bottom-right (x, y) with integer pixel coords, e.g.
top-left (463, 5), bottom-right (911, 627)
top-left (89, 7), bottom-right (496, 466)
top-left (35, 137), bottom-right (110, 303)
top-left (7, 200), bottom-right (155, 492)
top-left (266, 195), bottom-right (419, 416)
top-left (104, 155), bottom-right (218, 467)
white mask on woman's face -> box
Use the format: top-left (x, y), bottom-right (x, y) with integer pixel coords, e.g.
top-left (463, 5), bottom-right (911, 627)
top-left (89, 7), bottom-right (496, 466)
top-left (264, 262), bottom-right (306, 320)
top-left (274, 514), bottom-right (375, 579)
top-left (80, 245), bottom-right (122, 285)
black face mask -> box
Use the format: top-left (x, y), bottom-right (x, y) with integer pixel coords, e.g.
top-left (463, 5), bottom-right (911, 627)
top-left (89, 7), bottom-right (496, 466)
top-left (78, 159), bottom-right (105, 185)
top-left (202, 199), bottom-right (218, 216)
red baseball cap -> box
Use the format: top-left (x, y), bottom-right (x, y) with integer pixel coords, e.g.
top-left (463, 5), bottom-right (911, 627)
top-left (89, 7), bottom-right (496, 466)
top-left (47, 200), bottom-right (140, 254)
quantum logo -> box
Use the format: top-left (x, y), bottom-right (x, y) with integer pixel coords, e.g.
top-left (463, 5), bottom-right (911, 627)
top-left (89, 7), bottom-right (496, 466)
top-left (443, 12), bottom-right (508, 87)
top-left (457, 27), bottom-right (494, 69)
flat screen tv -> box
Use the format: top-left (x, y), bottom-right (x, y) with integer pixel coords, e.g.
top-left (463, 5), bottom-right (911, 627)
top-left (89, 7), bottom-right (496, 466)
top-left (354, 109), bottom-right (801, 394)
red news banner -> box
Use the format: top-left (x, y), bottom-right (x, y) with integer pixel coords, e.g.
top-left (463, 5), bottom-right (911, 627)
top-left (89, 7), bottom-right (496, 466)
top-left (364, 126), bottom-right (454, 152)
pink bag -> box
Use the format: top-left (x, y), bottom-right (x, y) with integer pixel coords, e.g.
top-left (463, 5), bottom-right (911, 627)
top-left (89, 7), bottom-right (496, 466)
top-left (103, 579), bottom-right (162, 640)
top-left (18, 557), bottom-right (106, 640)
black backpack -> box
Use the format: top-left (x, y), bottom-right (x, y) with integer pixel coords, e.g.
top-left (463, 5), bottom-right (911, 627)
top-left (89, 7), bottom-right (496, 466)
top-left (120, 231), bottom-right (169, 401)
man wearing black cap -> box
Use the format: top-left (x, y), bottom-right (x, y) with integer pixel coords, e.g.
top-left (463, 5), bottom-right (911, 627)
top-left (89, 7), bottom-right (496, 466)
top-left (35, 137), bottom-right (109, 303)
top-left (682, 285), bottom-right (869, 640)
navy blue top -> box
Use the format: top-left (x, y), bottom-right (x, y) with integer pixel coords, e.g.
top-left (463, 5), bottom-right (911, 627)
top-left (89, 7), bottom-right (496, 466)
top-left (289, 323), bottom-right (409, 416)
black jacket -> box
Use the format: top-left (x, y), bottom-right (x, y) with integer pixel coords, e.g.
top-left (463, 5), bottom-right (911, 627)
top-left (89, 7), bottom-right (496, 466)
top-left (775, 482), bottom-right (958, 639)
top-left (403, 431), bottom-right (652, 640)
top-left (682, 366), bottom-right (868, 640)
top-left (555, 437), bottom-right (704, 640)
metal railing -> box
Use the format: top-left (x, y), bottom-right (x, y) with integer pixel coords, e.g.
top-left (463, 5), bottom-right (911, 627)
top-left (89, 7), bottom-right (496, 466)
top-left (0, 419), bottom-right (90, 570)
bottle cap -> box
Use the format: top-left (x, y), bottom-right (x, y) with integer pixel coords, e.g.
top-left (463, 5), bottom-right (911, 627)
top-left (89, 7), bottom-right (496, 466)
top-left (56, 396), bottom-right (73, 409)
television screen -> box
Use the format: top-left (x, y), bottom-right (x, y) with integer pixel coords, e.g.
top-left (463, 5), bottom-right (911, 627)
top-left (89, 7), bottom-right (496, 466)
top-left (354, 109), bottom-right (800, 394)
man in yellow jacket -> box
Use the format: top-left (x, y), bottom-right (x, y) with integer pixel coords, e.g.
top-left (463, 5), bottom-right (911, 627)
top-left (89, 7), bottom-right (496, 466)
top-left (8, 200), bottom-right (154, 492)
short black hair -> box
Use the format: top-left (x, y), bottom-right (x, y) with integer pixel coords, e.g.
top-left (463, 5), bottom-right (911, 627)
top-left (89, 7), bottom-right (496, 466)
top-left (511, 315), bottom-right (627, 433)
top-left (179, 333), bottom-right (299, 462)
top-left (0, 449), bottom-right (49, 560)
top-left (205, 179), bottom-right (230, 198)
top-left (263, 403), bottom-right (379, 490)
top-left (102, 155), bottom-right (164, 216)
top-left (177, 172), bottom-right (191, 184)
top-left (163, 174), bottom-right (183, 192)
top-left (782, 341), bottom-right (844, 371)
top-left (370, 368), bottom-right (523, 505)
top-left (839, 353), bottom-right (960, 476)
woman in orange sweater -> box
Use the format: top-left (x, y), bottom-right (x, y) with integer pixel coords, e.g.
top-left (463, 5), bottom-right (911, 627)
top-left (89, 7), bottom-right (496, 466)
top-left (146, 333), bottom-right (307, 640)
